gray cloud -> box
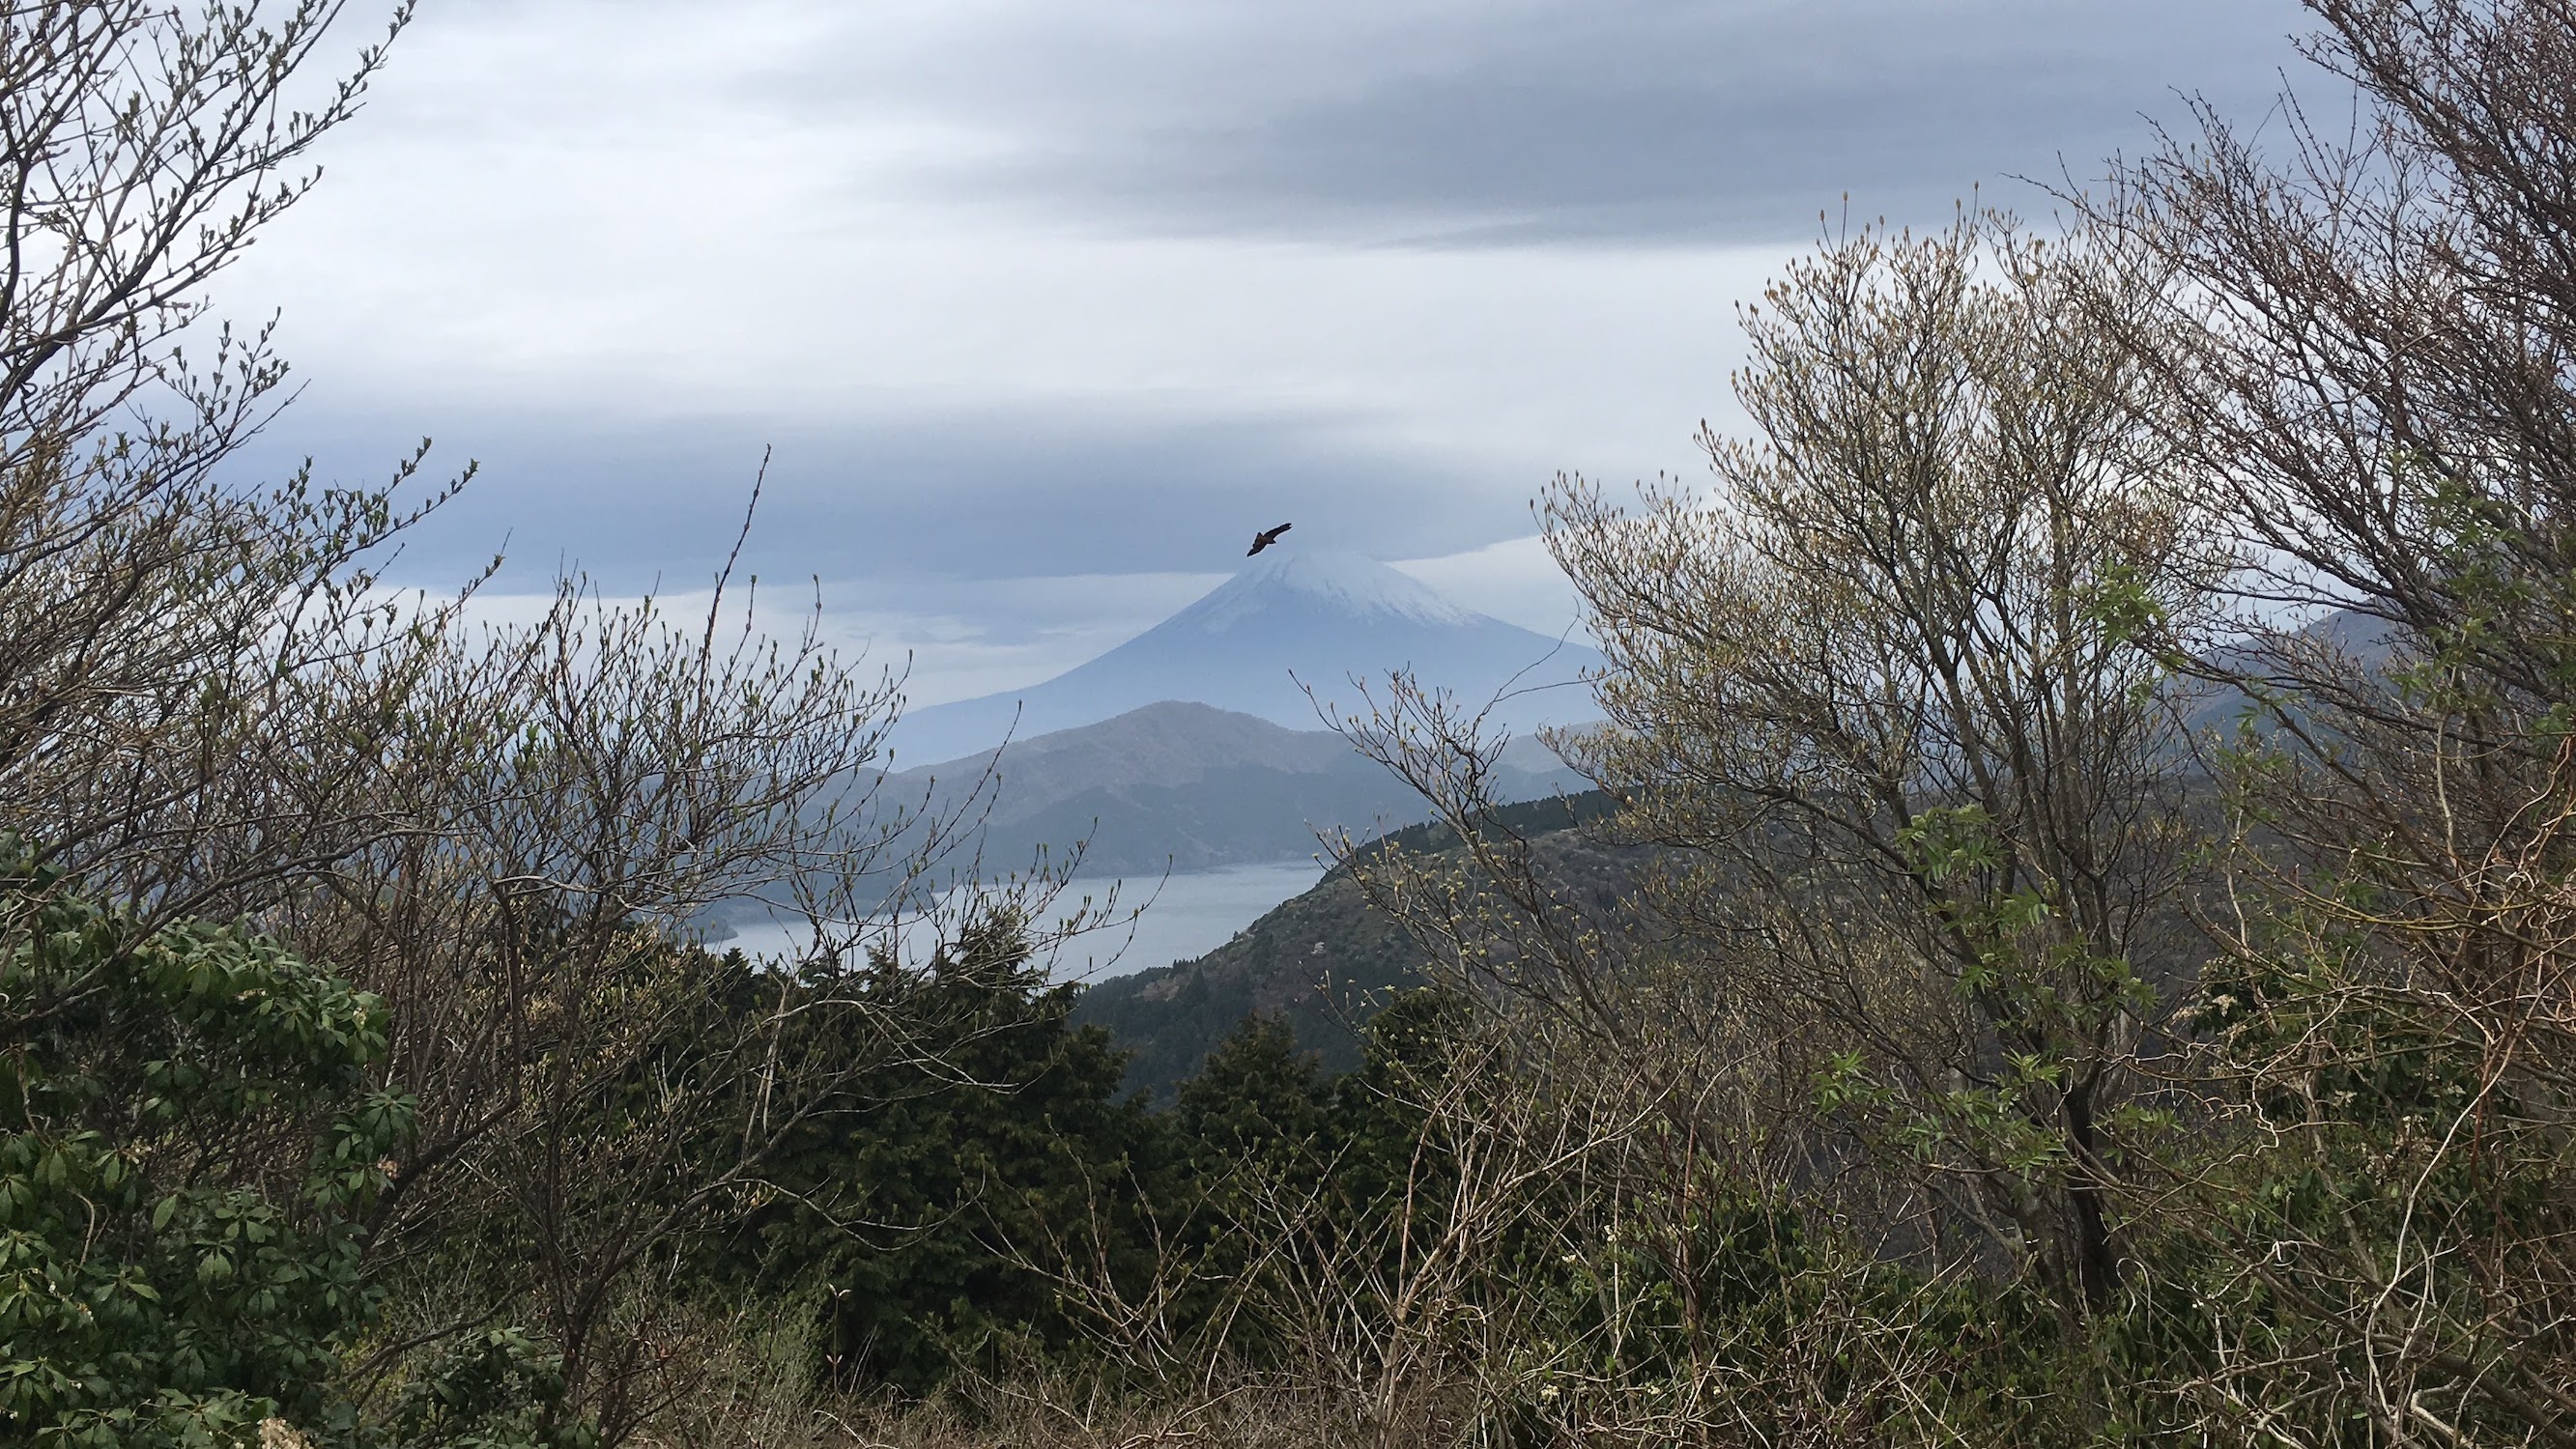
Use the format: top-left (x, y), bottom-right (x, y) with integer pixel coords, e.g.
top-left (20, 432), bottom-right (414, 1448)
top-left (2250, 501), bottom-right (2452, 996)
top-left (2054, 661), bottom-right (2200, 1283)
top-left (219, 0), bottom-right (2330, 696)
top-left (259, 394), bottom-right (1504, 593)
top-left (797, 0), bottom-right (2314, 245)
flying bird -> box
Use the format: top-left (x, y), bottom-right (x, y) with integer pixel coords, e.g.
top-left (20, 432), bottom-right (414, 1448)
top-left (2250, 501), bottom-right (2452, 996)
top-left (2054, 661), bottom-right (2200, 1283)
top-left (1246, 523), bottom-right (1292, 556)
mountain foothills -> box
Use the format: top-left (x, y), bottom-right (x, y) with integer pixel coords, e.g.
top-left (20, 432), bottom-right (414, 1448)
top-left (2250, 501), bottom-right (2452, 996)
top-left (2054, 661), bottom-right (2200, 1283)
top-left (866, 553), bottom-right (1598, 883)
top-left (11, 6), bottom-right (2576, 1448)
top-left (886, 700), bottom-right (1582, 878)
top-left (890, 549), bottom-right (1605, 765)
top-left (1073, 790), bottom-right (1625, 1097)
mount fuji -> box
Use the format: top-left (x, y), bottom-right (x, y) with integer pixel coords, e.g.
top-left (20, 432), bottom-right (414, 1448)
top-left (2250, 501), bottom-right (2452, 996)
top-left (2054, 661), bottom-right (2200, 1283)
top-left (890, 549), bottom-right (1605, 768)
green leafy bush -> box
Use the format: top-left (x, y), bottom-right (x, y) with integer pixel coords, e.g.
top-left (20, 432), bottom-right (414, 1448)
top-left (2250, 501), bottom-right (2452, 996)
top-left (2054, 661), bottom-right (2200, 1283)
top-left (0, 846), bottom-right (413, 1445)
top-left (382, 1328), bottom-right (596, 1449)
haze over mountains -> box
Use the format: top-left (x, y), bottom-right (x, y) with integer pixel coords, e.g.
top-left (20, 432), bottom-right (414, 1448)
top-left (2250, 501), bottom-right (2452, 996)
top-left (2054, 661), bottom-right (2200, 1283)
top-left (877, 548), bottom-right (1605, 878)
top-left (891, 549), bottom-right (1604, 768)
top-left (889, 701), bottom-right (1583, 878)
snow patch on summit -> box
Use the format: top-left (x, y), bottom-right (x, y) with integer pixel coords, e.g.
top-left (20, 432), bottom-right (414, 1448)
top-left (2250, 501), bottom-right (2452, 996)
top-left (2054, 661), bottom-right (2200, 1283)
top-left (886, 544), bottom-right (1603, 764)
top-left (1171, 549), bottom-right (1479, 634)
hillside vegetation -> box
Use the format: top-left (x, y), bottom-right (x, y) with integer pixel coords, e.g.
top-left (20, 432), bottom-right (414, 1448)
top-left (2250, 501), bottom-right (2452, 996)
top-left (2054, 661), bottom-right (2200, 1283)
top-left (7, 4), bottom-right (2576, 1447)
top-left (1074, 790), bottom-right (1626, 1096)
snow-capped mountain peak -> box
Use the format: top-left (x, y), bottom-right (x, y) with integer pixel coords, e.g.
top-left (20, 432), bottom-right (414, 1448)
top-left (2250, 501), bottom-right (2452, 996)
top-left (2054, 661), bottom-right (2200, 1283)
top-left (1171, 549), bottom-right (1478, 634)
top-left (888, 545), bottom-right (1599, 764)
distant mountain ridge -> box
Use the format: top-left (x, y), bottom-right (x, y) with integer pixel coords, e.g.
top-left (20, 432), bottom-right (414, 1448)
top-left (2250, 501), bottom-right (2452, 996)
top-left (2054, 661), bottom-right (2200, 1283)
top-left (892, 701), bottom-right (1582, 878)
top-left (891, 549), bottom-right (1603, 766)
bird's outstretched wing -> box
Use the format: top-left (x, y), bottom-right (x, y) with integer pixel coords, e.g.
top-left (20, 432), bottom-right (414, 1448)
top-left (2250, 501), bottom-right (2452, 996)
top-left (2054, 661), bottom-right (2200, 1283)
top-left (1246, 523), bottom-right (1293, 555)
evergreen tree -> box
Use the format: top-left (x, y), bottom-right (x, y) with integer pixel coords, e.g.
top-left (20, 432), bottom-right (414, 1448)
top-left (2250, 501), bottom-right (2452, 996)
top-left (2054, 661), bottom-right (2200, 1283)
top-left (1171, 1014), bottom-right (1338, 1174)
top-left (705, 917), bottom-right (1174, 1395)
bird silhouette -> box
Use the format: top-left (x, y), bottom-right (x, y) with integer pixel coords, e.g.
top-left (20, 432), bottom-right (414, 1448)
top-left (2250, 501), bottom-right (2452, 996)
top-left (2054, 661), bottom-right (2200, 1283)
top-left (1246, 523), bottom-right (1292, 556)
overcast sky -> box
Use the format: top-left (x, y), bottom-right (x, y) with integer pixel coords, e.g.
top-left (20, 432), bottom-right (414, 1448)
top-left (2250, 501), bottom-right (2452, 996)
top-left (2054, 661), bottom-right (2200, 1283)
top-left (222, 0), bottom-right (2318, 705)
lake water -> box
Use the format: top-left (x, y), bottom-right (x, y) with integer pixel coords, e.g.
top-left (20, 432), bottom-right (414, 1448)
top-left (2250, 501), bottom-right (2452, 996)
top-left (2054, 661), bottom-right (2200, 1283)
top-left (711, 859), bottom-right (1330, 982)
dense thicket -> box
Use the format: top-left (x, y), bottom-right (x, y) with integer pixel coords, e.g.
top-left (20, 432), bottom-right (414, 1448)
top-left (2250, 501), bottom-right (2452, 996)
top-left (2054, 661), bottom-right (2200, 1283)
top-left (11, 0), bottom-right (2576, 1445)
top-left (1324, 3), bottom-right (2576, 1442)
top-left (0, 3), bottom-right (1095, 1442)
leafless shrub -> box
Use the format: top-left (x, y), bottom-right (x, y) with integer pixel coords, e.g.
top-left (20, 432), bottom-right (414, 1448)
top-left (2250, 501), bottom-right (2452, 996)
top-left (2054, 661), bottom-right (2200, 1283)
top-left (2074, 1), bottom-right (2576, 1436)
top-left (0, 6), bottom-right (1120, 1438)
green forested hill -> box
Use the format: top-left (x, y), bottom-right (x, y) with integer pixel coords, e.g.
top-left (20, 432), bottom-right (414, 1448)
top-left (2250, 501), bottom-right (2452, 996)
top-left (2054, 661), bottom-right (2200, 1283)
top-left (1073, 789), bottom-right (1628, 1097)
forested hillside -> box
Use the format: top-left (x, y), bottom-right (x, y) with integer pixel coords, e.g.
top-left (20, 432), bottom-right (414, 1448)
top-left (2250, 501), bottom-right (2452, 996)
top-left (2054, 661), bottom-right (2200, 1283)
top-left (7, 3), bottom-right (2576, 1447)
top-left (1074, 790), bottom-right (1625, 1096)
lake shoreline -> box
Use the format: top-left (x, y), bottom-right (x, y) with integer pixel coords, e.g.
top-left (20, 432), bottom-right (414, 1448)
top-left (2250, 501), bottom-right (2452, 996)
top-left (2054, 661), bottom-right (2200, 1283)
top-left (703, 858), bottom-right (1331, 982)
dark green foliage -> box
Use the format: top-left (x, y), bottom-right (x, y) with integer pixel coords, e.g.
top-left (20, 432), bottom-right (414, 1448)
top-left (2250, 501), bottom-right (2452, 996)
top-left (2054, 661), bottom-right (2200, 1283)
top-left (0, 847), bottom-right (412, 1444)
top-left (1075, 792), bottom-right (1635, 1101)
top-left (1147, 1013), bottom-right (1349, 1370)
top-left (710, 917), bottom-right (1176, 1396)
top-left (701, 961), bottom-right (1505, 1401)
top-left (381, 1328), bottom-right (596, 1449)
top-left (1171, 1015), bottom-right (1336, 1171)
top-left (1074, 870), bottom-right (1424, 1100)
top-left (1353, 790), bottom-right (1617, 860)
top-left (1324, 988), bottom-right (1468, 1217)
